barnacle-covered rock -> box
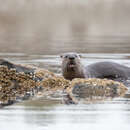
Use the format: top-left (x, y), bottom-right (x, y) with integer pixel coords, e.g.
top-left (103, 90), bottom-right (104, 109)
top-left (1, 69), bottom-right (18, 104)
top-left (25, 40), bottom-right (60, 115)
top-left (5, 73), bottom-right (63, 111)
top-left (34, 68), bottom-right (55, 80)
top-left (35, 76), bottom-right (128, 104)
top-left (0, 59), bottom-right (128, 107)
top-left (0, 64), bottom-right (56, 107)
top-left (0, 66), bottom-right (36, 106)
top-left (40, 76), bottom-right (70, 90)
top-left (65, 78), bottom-right (128, 104)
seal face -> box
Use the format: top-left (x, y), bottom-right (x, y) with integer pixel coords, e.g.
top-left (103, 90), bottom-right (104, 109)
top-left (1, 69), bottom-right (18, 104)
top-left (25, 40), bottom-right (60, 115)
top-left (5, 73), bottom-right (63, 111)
top-left (60, 52), bottom-right (86, 80)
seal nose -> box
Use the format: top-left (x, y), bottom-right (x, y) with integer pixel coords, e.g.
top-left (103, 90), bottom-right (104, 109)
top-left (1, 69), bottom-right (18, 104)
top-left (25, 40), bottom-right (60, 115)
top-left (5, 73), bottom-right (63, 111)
top-left (69, 56), bottom-right (75, 60)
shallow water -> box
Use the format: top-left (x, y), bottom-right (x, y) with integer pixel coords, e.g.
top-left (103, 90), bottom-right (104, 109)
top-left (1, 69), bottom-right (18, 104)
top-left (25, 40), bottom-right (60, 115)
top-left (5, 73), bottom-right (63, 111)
top-left (0, 53), bottom-right (130, 130)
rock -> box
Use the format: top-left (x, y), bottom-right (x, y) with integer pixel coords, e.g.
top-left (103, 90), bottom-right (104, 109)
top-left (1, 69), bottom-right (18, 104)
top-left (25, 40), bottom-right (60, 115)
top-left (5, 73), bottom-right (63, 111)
top-left (0, 59), bottom-right (35, 74)
top-left (0, 59), bottom-right (128, 106)
top-left (0, 64), bottom-right (56, 107)
top-left (33, 76), bottom-right (128, 104)
top-left (40, 76), bottom-right (70, 90)
top-left (34, 68), bottom-right (55, 80)
top-left (0, 66), bottom-right (36, 106)
top-left (65, 78), bottom-right (128, 104)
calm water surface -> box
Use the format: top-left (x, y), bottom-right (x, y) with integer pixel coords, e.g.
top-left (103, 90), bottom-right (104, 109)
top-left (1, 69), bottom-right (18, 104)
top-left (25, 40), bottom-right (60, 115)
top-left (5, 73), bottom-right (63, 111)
top-left (0, 1), bottom-right (130, 129)
top-left (0, 53), bottom-right (130, 130)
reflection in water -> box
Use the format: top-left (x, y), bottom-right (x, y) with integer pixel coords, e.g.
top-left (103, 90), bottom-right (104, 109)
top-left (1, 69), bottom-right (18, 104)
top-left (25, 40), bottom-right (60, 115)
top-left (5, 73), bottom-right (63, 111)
top-left (0, 53), bottom-right (130, 130)
top-left (1, 100), bottom-right (130, 130)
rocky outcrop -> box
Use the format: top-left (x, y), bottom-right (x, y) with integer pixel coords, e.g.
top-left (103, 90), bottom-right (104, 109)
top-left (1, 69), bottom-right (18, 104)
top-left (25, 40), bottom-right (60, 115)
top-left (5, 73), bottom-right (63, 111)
top-left (0, 64), bottom-right (55, 107)
top-left (65, 78), bottom-right (128, 104)
top-left (40, 77), bottom-right (127, 104)
top-left (0, 60), bottom-right (128, 107)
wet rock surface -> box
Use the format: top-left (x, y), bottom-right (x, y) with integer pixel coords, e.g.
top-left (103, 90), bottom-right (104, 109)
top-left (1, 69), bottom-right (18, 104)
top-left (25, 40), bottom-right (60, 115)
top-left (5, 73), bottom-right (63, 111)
top-left (0, 60), bottom-right (128, 107)
top-left (65, 78), bottom-right (128, 104)
top-left (0, 66), bottom-right (35, 106)
top-left (0, 60), bottom-right (55, 107)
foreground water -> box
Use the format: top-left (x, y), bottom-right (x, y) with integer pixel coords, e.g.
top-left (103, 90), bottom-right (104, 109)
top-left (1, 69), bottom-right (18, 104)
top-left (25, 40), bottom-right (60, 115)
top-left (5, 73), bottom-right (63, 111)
top-left (0, 53), bottom-right (130, 130)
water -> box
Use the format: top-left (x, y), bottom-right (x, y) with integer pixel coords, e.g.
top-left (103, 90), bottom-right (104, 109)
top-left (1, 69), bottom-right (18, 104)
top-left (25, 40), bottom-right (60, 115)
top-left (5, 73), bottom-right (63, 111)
top-left (0, 53), bottom-right (130, 130)
top-left (0, 0), bottom-right (130, 54)
top-left (1, 0), bottom-right (130, 129)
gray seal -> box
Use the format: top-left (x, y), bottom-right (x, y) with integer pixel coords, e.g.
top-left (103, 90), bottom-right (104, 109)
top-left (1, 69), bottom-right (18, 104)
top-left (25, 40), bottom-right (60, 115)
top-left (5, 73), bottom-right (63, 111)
top-left (60, 52), bottom-right (130, 81)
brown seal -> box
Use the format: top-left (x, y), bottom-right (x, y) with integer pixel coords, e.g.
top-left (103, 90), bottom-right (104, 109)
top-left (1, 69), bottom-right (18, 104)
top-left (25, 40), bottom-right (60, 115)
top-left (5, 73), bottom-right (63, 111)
top-left (60, 52), bottom-right (130, 82)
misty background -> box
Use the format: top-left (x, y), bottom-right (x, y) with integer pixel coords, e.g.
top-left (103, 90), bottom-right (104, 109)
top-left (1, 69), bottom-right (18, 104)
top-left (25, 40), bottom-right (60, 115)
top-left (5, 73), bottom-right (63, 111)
top-left (0, 0), bottom-right (130, 54)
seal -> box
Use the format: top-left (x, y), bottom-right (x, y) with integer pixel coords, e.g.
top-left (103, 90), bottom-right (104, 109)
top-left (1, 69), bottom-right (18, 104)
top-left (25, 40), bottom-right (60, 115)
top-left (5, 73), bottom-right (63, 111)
top-left (60, 52), bottom-right (130, 82)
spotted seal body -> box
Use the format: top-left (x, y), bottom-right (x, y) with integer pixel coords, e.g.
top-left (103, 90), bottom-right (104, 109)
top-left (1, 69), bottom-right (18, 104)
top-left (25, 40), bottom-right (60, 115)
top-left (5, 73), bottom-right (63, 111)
top-left (60, 53), bottom-right (130, 82)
